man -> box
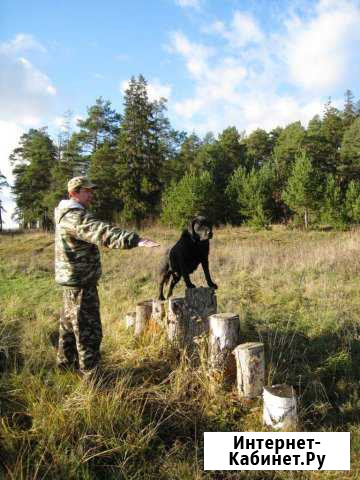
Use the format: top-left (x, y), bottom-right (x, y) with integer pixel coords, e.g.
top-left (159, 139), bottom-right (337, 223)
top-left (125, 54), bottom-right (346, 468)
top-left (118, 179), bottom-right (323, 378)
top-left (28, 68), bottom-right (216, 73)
top-left (54, 176), bottom-right (159, 379)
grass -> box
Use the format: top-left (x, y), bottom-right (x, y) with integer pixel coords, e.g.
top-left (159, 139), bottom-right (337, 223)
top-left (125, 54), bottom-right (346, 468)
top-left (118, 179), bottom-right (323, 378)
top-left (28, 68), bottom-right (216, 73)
top-left (0, 226), bottom-right (360, 479)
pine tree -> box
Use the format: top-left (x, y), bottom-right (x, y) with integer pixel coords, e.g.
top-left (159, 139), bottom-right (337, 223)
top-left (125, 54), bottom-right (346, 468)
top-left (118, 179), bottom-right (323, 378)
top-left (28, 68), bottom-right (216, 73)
top-left (245, 128), bottom-right (272, 169)
top-left (226, 162), bottom-right (275, 228)
top-left (273, 121), bottom-right (306, 187)
top-left (340, 117), bottom-right (360, 181)
top-left (321, 98), bottom-right (344, 174)
top-left (77, 97), bottom-right (121, 154)
top-left (10, 128), bottom-right (56, 228)
top-left (283, 151), bottom-right (320, 229)
top-left (161, 171), bottom-right (217, 228)
top-left (320, 174), bottom-right (345, 228)
top-left (0, 172), bottom-right (7, 231)
top-left (0, 200), bottom-right (5, 232)
top-left (304, 115), bottom-right (335, 175)
top-left (173, 133), bottom-right (203, 179)
top-left (345, 180), bottom-right (360, 223)
top-left (45, 133), bottom-right (84, 213)
top-left (116, 75), bottom-right (166, 227)
top-left (0, 170), bottom-right (8, 192)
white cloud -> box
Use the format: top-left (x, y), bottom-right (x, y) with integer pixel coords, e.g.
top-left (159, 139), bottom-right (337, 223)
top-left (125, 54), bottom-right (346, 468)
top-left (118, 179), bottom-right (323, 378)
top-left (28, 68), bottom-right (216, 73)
top-left (209, 11), bottom-right (264, 47)
top-left (0, 190), bottom-right (18, 229)
top-left (0, 121), bottom-right (24, 183)
top-left (175, 0), bottom-right (202, 10)
top-left (0, 33), bottom-right (47, 55)
top-left (0, 121), bottom-right (24, 228)
top-left (168, 1), bottom-right (359, 135)
top-left (0, 34), bottom-right (56, 228)
top-left (0, 36), bottom-right (56, 126)
top-left (285, 0), bottom-right (360, 90)
top-left (169, 32), bottom-right (214, 80)
top-left (147, 79), bottom-right (172, 101)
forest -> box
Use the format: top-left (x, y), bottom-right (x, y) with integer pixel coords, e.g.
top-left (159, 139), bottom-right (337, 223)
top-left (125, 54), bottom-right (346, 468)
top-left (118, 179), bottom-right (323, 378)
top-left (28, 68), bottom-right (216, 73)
top-left (2, 75), bottom-right (360, 231)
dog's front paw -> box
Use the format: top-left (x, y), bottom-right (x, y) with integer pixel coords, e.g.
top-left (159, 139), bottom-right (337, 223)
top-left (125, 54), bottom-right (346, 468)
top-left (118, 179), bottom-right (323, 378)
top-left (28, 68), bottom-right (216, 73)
top-left (208, 282), bottom-right (218, 289)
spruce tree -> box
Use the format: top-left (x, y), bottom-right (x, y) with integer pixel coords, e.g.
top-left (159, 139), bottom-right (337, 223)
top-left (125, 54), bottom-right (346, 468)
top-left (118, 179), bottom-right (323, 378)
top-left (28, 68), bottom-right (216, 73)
top-left (116, 75), bottom-right (165, 227)
top-left (88, 142), bottom-right (121, 221)
top-left (343, 89), bottom-right (357, 128)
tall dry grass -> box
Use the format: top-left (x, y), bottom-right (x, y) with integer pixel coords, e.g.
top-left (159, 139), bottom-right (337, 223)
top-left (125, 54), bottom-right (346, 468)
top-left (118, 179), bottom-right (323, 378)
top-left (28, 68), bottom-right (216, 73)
top-left (0, 226), bottom-right (359, 479)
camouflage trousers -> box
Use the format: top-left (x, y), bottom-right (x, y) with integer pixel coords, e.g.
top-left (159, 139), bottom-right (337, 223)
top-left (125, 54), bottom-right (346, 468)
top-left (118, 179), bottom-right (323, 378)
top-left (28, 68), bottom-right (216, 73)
top-left (57, 285), bottom-right (102, 374)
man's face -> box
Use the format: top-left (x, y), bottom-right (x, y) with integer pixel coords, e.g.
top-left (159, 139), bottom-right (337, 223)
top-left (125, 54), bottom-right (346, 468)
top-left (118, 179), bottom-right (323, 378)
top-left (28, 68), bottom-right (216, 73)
top-left (71, 187), bottom-right (94, 207)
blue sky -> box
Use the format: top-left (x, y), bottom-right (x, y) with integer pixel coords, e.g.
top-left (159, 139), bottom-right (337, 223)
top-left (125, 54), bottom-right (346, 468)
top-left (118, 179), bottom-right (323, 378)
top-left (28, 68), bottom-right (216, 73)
top-left (1, 0), bottom-right (360, 227)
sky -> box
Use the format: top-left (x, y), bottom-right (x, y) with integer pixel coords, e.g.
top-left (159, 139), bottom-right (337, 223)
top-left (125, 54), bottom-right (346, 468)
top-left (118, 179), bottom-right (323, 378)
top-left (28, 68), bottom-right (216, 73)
top-left (1, 0), bottom-right (360, 227)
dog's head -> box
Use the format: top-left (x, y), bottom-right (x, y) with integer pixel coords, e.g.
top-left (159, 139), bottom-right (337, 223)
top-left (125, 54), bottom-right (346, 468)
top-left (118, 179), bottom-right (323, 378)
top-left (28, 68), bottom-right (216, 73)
top-left (189, 216), bottom-right (213, 242)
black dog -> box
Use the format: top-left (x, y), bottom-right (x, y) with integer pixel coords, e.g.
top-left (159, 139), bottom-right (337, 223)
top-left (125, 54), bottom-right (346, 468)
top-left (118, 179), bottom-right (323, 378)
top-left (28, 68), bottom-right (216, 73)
top-left (158, 216), bottom-right (218, 300)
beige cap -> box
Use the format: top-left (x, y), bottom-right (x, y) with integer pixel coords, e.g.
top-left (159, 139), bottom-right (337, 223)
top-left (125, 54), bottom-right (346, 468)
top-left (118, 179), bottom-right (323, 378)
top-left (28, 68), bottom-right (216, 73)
top-left (67, 176), bottom-right (97, 192)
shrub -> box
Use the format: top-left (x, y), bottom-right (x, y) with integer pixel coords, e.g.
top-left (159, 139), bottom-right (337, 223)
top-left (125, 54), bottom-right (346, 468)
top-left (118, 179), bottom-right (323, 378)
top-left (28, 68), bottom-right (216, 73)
top-left (161, 171), bottom-right (217, 228)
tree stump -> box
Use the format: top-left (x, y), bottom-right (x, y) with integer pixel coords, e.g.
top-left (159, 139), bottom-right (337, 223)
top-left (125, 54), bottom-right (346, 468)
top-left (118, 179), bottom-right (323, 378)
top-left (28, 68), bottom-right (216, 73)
top-left (152, 299), bottom-right (166, 326)
top-left (185, 287), bottom-right (217, 337)
top-left (263, 384), bottom-right (297, 430)
top-left (167, 297), bottom-right (188, 347)
top-left (135, 300), bottom-right (153, 336)
top-left (124, 312), bottom-right (136, 329)
top-left (232, 342), bottom-right (265, 398)
top-left (209, 313), bottom-right (240, 382)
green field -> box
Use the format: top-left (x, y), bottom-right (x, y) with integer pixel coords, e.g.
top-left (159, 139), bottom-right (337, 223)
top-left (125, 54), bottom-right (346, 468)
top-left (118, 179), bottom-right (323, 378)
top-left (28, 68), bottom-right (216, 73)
top-left (1, 227), bottom-right (359, 479)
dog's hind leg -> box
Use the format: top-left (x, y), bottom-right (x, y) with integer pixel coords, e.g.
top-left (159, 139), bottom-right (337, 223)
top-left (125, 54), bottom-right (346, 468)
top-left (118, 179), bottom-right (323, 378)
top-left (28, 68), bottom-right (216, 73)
top-left (158, 269), bottom-right (171, 300)
top-left (167, 273), bottom-right (180, 299)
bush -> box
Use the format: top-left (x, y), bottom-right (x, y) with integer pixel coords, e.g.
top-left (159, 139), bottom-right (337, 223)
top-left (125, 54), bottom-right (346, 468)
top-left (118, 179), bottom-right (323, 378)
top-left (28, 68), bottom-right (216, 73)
top-left (161, 171), bottom-right (217, 228)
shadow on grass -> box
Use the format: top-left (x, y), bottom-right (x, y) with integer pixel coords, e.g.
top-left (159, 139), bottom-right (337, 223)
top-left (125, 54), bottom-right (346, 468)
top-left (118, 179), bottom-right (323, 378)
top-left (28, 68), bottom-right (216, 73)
top-left (239, 315), bottom-right (360, 430)
top-left (0, 319), bottom-right (24, 375)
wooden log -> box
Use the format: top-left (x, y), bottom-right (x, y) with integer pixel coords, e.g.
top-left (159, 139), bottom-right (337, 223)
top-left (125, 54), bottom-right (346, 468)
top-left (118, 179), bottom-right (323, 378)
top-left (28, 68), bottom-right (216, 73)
top-left (209, 313), bottom-right (240, 380)
top-left (185, 287), bottom-right (217, 337)
top-left (124, 312), bottom-right (136, 329)
top-left (167, 297), bottom-right (188, 346)
top-left (152, 299), bottom-right (166, 326)
top-left (135, 300), bottom-right (153, 336)
top-left (233, 342), bottom-right (265, 398)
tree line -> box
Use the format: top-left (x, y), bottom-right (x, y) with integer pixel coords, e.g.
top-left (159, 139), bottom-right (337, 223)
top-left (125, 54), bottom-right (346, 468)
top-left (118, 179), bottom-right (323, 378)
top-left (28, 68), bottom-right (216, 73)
top-left (3, 76), bottom-right (360, 230)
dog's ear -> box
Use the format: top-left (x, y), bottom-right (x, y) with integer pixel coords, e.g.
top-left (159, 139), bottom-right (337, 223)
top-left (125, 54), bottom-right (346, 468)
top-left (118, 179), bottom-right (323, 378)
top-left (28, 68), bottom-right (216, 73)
top-left (189, 218), bottom-right (200, 241)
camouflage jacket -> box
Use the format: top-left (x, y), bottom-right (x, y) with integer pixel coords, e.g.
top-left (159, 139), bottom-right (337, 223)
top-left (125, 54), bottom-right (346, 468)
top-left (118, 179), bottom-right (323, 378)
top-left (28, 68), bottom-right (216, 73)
top-left (55, 199), bottom-right (139, 286)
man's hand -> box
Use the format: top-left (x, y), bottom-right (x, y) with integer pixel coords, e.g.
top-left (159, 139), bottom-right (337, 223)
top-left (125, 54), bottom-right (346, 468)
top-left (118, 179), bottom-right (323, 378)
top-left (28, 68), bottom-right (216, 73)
top-left (138, 238), bottom-right (160, 247)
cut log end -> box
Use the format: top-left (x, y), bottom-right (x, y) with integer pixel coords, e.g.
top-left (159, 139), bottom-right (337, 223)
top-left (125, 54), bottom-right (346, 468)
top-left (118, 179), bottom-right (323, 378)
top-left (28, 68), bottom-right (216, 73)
top-left (135, 300), bottom-right (153, 336)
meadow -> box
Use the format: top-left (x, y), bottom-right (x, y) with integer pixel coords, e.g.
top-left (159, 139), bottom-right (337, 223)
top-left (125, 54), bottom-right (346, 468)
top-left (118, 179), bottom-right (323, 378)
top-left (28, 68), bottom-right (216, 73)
top-left (0, 226), bottom-right (359, 479)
